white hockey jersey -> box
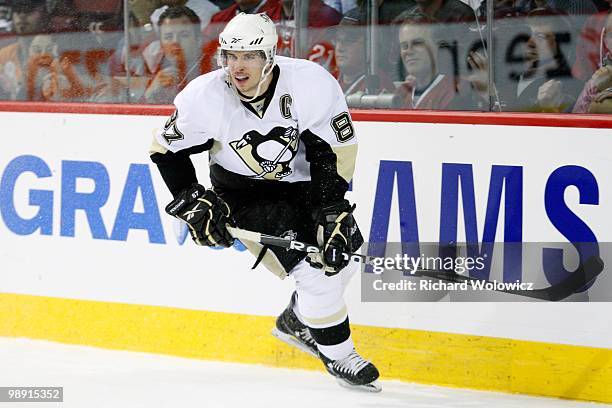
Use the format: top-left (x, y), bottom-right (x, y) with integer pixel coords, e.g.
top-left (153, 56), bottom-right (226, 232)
top-left (151, 56), bottom-right (357, 205)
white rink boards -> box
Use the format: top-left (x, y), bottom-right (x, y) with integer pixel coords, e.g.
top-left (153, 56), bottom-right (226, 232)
top-left (0, 112), bottom-right (610, 347)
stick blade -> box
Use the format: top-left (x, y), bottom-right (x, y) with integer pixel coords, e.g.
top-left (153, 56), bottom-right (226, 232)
top-left (510, 255), bottom-right (604, 301)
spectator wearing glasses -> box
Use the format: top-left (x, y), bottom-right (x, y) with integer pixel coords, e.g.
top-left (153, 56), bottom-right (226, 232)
top-left (394, 13), bottom-right (480, 109)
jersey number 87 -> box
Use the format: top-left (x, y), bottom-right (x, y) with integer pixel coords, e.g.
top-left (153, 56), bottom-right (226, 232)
top-left (331, 112), bottom-right (355, 143)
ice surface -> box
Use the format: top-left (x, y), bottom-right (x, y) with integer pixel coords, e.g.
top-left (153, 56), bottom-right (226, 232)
top-left (0, 337), bottom-right (608, 408)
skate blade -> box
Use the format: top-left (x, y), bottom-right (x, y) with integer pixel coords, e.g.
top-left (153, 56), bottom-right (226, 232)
top-left (336, 378), bottom-right (382, 393)
top-left (271, 328), bottom-right (318, 357)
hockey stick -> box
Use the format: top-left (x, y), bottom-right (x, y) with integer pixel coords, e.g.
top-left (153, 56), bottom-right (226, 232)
top-left (227, 226), bottom-right (604, 301)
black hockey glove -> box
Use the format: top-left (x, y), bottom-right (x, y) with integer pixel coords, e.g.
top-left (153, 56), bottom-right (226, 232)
top-left (165, 184), bottom-right (235, 247)
top-left (309, 200), bottom-right (364, 276)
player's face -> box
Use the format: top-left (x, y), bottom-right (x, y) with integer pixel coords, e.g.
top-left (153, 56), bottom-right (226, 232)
top-left (399, 25), bottom-right (436, 80)
top-left (225, 50), bottom-right (270, 96)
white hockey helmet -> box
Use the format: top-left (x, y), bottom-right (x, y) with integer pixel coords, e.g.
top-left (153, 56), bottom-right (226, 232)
top-left (218, 12), bottom-right (278, 66)
top-left (218, 13), bottom-right (278, 101)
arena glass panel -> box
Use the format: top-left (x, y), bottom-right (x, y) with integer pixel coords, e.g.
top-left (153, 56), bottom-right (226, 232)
top-left (0, 0), bottom-right (132, 103)
top-left (0, 0), bottom-right (609, 114)
top-left (333, 1), bottom-right (611, 114)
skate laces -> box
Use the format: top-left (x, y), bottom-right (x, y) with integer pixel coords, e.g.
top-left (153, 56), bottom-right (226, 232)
top-left (332, 350), bottom-right (370, 376)
top-left (298, 328), bottom-right (316, 346)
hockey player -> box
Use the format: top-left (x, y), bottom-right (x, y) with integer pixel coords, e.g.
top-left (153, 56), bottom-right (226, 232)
top-left (149, 12), bottom-right (381, 392)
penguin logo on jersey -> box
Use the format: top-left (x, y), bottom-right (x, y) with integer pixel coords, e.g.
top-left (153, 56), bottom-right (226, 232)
top-left (230, 126), bottom-right (299, 180)
top-left (161, 110), bottom-right (184, 145)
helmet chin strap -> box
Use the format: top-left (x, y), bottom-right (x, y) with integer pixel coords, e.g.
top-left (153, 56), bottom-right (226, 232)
top-left (236, 61), bottom-right (274, 102)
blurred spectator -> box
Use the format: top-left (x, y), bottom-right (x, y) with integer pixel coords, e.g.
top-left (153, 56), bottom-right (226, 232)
top-left (211, 0), bottom-right (234, 9)
top-left (264, 0), bottom-right (341, 59)
top-left (334, 12), bottom-right (393, 95)
top-left (151, 0), bottom-right (219, 30)
top-left (73, 0), bottom-right (123, 33)
top-left (202, 0), bottom-right (341, 74)
top-left (204, 0), bottom-right (280, 39)
top-left (48, 0), bottom-right (79, 32)
top-left (351, 0), bottom-right (419, 24)
top-left (343, 0), bottom-right (419, 83)
top-left (129, 0), bottom-right (162, 29)
top-left (394, 13), bottom-right (481, 109)
top-left (477, 0), bottom-right (534, 21)
top-left (479, 0), bottom-right (598, 17)
top-left (323, 0), bottom-right (356, 15)
top-left (572, 1), bottom-right (611, 80)
top-left (106, 11), bottom-right (156, 102)
top-left (0, 0), bottom-right (48, 99)
top-left (0, 0), bottom-right (126, 102)
top-left (55, 0), bottom-right (124, 102)
top-left (593, 0), bottom-right (612, 10)
top-left (397, 0), bottom-right (476, 23)
top-left (0, 0), bottom-right (11, 33)
top-left (112, 12), bottom-right (150, 77)
top-left (391, 1), bottom-right (477, 89)
top-left (499, 9), bottom-right (583, 111)
top-left (111, 1), bottom-right (160, 91)
top-left (573, 65), bottom-right (612, 111)
top-left (12, 0), bottom-right (47, 34)
top-left (25, 34), bottom-right (59, 101)
top-left (144, 5), bottom-right (202, 103)
top-left (573, 12), bottom-right (612, 112)
top-left (26, 33), bottom-right (63, 100)
top-left (528, 0), bottom-right (597, 16)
